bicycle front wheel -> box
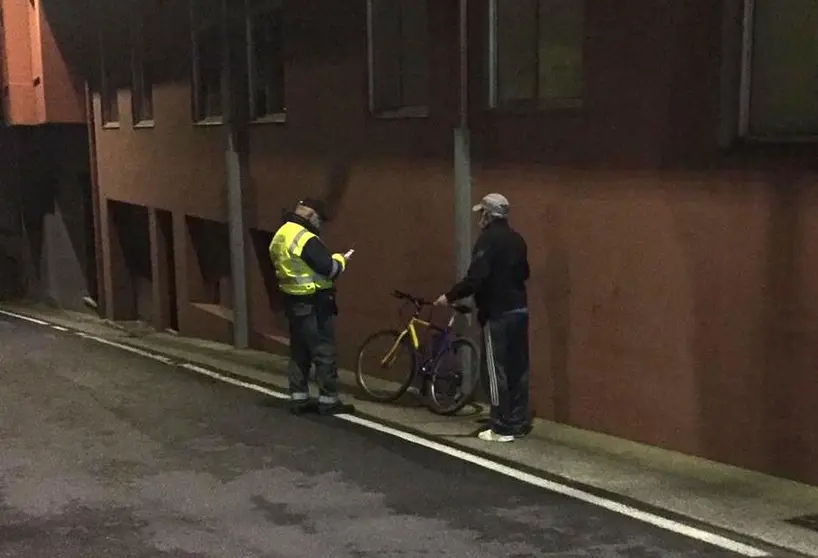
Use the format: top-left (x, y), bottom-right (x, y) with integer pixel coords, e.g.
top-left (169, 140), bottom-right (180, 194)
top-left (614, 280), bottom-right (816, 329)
top-left (355, 329), bottom-right (416, 402)
top-left (427, 336), bottom-right (480, 415)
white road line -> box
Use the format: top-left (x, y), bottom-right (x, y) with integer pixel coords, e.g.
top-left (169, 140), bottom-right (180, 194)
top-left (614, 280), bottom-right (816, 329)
top-left (76, 333), bottom-right (174, 364)
top-left (0, 308), bottom-right (771, 557)
top-left (179, 363), bottom-right (287, 400)
top-left (148, 362), bottom-right (772, 556)
top-left (339, 415), bottom-right (768, 556)
top-left (0, 309), bottom-right (50, 326)
top-left (50, 325), bottom-right (69, 332)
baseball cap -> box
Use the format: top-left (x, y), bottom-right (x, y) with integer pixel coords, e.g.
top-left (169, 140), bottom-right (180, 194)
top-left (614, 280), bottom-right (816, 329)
top-left (472, 193), bottom-right (509, 218)
top-left (297, 198), bottom-right (330, 221)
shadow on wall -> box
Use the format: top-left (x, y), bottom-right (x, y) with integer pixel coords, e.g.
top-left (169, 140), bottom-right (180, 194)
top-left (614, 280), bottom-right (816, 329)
top-left (249, 228), bottom-right (278, 310)
top-left (154, 209), bottom-right (179, 331)
top-left (0, 127), bottom-right (94, 308)
top-left (759, 172), bottom-right (809, 481)
top-left (186, 216), bottom-right (232, 309)
top-left (675, 170), bottom-right (818, 484)
top-left (322, 150), bottom-right (357, 221)
top-left (249, 227), bottom-right (291, 338)
top-left (541, 205), bottom-right (572, 422)
top-left (0, 131), bottom-right (26, 300)
top-left (107, 201), bottom-right (152, 320)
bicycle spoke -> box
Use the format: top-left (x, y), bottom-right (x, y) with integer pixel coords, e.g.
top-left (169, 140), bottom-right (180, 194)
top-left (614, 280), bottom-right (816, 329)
top-left (427, 337), bottom-right (480, 415)
top-left (355, 330), bottom-right (416, 402)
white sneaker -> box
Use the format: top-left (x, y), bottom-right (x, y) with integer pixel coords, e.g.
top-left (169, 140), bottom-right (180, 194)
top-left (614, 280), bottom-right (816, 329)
top-left (477, 429), bottom-right (514, 443)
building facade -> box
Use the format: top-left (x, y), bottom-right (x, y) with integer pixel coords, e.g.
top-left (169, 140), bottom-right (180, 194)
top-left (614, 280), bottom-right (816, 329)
top-left (0, 0), bottom-right (95, 309)
top-left (47, 0), bottom-right (818, 485)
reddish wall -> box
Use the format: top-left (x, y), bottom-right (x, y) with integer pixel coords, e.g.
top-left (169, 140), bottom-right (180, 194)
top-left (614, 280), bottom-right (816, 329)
top-left (87, 0), bottom-right (818, 484)
top-left (0, 0), bottom-right (84, 125)
top-left (37, 0), bottom-right (84, 123)
top-left (476, 167), bottom-right (818, 484)
top-left (1, 0), bottom-right (37, 123)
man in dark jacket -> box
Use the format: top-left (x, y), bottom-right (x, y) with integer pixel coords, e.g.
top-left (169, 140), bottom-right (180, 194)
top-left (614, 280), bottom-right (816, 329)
top-left (434, 193), bottom-right (531, 442)
top-left (270, 198), bottom-right (355, 416)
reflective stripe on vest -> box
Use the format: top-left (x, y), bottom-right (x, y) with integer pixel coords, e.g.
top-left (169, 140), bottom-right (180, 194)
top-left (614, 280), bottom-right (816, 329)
top-left (289, 229), bottom-right (310, 255)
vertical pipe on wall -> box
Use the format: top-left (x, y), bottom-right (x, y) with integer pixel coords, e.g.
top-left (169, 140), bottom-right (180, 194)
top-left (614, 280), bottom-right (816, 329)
top-left (737, 0), bottom-right (755, 139)
top-left (221, 0), bottom-right (250, 349)
top-left (487, 0), bottom-right (497, 108)
top-left (454, 0), bottom-right (474, 381)
top-left (454, 0), bottom-right (472, 280)
top-left (717, 0), bottom-right (744, 148)
top-left (84, 1), bottom-right (105, 317)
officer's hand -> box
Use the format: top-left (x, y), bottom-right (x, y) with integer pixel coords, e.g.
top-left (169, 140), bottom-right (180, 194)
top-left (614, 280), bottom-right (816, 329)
top-left (433, 294), bottom-right (449, 307)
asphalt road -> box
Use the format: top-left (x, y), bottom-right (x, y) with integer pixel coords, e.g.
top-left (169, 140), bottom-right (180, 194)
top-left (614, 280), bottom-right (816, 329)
top-left (0, 314), bottom-right (772, 557)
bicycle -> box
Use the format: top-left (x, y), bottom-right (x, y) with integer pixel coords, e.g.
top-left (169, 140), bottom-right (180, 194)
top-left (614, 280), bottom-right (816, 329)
top-left (355, 290), bottom-right (481, 415)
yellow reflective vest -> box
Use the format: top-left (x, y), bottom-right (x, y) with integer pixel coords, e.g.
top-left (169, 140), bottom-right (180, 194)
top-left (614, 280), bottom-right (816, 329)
top-left (269, 221), bottom-right (346, 296)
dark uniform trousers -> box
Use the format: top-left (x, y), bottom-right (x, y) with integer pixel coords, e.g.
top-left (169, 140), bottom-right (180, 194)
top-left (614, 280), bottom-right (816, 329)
top-left (481, 309), bottom-right (531, 436)
top-left (285, 293), bottom-right (340, 406)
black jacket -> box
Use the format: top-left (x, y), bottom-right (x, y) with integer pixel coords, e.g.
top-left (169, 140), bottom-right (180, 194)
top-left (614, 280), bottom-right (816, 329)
top-left (445, 219), bottom-right (530, 324)
top-left (281, 214), bottom-right (342, 293)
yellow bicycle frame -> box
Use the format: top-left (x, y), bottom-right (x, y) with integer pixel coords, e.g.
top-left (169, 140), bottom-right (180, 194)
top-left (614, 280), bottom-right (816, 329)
top-left (379, 316), bottom-right (430, 366)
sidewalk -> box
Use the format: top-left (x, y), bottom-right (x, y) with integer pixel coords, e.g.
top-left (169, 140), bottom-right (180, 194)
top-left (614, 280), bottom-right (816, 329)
top-left (3, 302), bottom-right (818, 557)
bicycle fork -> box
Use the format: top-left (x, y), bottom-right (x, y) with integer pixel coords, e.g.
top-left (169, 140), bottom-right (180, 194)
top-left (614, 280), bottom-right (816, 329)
top-left (414, 313), bottom-right (460, 396)
top-left (414, 329), bottom-right (450, 395)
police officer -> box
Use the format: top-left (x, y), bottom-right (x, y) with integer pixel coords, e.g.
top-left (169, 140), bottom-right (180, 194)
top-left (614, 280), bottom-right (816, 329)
top-left (270, 198), bottom-right (355, 416)
top-left (434, 193), bottom-right (531, 442)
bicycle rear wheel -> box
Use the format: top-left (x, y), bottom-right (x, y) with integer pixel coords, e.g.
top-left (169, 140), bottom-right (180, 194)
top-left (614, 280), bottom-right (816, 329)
top-left (427, 336), bottom-right (480, 415)
top-left (355, 329), bottom-right (416, 402)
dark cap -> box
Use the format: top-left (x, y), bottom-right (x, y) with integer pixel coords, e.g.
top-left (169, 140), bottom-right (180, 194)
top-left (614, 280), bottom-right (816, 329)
top-left (297, 198), bottom-right (330, 221)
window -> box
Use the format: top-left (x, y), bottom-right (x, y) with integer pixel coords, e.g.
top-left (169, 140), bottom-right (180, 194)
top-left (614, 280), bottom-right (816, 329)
top-left (739, 0), bottom-right (818, 139)
top-left (367, 0), bottom-right (429, 117)
top-left (489, 0), bottom-right (584, 109)
top-left (99, 32), bottom-right (120, 127)
top-left (131, 15), bottom-right (154, 126)
top-left (246, 0), bottom-right (285, 121)
top-left (191, 0), bottom-right (223, 123)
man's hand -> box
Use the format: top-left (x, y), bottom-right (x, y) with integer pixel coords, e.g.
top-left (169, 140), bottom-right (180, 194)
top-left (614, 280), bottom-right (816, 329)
top-left (433, 294), bottom-right (450, 307)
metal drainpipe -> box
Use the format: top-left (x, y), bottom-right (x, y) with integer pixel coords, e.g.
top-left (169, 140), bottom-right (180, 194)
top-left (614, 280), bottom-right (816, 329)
top-left (454, 0), bottom-right (473, 338)
top-left (84, 78), bottom-right (105, 317)
top-left (221, 0), bottom-right (250, 349)
top-left (454, 0), bottom-right (472, 282)
top-left (454, 0), bottom-right (474, 381)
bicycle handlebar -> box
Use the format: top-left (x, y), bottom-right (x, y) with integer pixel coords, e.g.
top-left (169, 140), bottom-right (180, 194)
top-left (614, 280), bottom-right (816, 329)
top-left (392, 290), bottom-right (430, 306)
top-left (391, 290), bottom-right (472, 315)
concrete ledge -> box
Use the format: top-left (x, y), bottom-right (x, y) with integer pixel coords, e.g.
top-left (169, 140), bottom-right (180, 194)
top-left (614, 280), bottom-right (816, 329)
top-left (3, 302), bottom-right (818, 557)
